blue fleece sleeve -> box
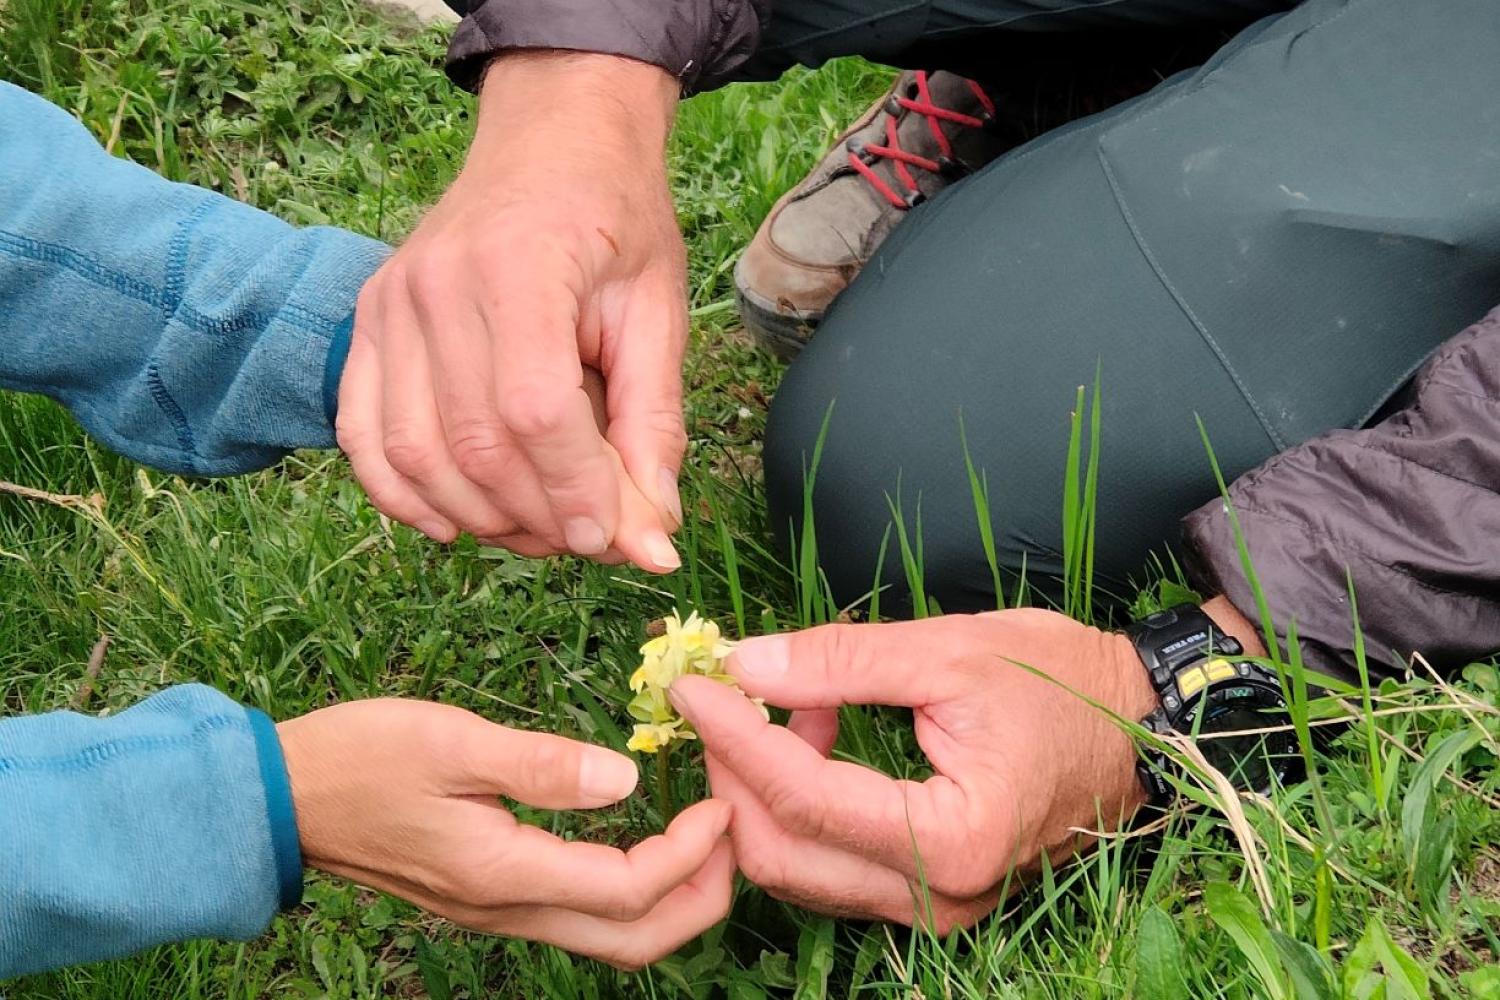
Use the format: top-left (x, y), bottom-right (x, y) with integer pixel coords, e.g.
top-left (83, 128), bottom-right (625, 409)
top-left (0, 81), bottom-right (389, 476)
top-left (0, 684), bottom-right (301, 979)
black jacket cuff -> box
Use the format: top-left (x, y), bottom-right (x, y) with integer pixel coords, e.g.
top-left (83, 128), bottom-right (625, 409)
top-left (444, 0), bottom-right (764, 94)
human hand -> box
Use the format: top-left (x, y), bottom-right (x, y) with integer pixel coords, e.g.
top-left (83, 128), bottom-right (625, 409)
top-left (670, 608), bottom-right (1169, 932)
top-left (337, 51), bottom-right (687, 572)
top-left (277, 699), bottom-right (733, 968)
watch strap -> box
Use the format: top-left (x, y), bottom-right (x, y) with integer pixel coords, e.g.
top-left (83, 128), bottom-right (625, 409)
top-left (1127, 604), bottom-right (1245, 717)
top-left (1127, 604), bottom-right (1246, 806)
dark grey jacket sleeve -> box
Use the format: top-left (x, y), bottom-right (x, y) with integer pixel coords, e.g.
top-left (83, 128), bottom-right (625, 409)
top-left (1183, 306), bottom-right (1500, 684)
top-left (442, 0), bottom-right (768, 94)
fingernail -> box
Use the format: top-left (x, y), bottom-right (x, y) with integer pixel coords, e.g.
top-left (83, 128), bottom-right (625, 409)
top-left (644, 530), bottom-right (681, 571)
top-left (732, 635), bottom-right (790, 679)
top-left (578, 749), bottom-right (639, 802)
top-left (666, 681), bottom-right (695, 715)
top-left (418, 520), bottom-right (453, 542)
top-left (564, 517), bottom-right (609, 556)
top-left (658, 467), bottom-right (684, 526)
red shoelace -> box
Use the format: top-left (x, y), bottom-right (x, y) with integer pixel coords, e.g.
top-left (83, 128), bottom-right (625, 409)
top-left (848, 71), bottom-right (997, 209)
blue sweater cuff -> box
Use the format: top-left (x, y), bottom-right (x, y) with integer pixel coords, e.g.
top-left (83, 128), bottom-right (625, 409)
top-left (323, 313), bottom-right (355, 428)
top-left (245, 708), bottom-right (303, 911)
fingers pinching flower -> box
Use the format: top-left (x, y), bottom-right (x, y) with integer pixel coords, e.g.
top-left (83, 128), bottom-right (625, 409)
top-left (626, 611), bottom-right (763, 754)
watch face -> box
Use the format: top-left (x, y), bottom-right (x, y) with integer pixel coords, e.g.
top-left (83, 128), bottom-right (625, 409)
top-left (1181, 681), bottom-right (1297, 792)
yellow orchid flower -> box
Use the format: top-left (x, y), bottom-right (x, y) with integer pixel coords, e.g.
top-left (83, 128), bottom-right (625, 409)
top-left (627, 721), bottom-right (696, 754)
top-left (626, 610), bottom-right (763, 754)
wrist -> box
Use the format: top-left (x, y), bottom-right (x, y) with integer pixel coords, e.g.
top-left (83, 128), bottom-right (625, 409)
top-left (1120, 599), bottom-right (1276, 807)
top-left (1200, 594), bottom-right (1267, 657)
top-left (1104, 599), bottom-right (1258, 814)
top-left (477, 51), bottom-right (677, 153)
top-left (1103, 629), bottom-right (1159, 815)
top-left (250, 710), bottom-right (304, 909)
top-left (275, 716), bottom-right (330, 870)
top-left (1106, 629), bottom-right (1163, 723)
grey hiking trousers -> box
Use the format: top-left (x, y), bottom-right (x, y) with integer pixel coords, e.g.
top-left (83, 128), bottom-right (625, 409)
top-left (756, 0), bottom-right (1500, 614)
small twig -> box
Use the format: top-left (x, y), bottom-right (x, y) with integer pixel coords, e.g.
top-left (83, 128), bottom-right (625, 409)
top-left (881, 924), bottom-right (920, 996)
top-left (73, 635), bottom-right (111, 710)
top-left (1377, 726), bottom-right (1500, 811)
top-left (230, 162), bottom-right (250, 203)
top-left (1, 481), bottom-right (201, 639)
top-left (1198, 699), bottom-right (1498, 742)
top-left (1175, 735), bottom-right (1276, 916)
top-left (1238, 790), bottom-right (1364, 887)
top-left (606, 575), bottom-right (677, 600)
top-left (1068, 811), bottom-right (1174, 842)
top-left (1097, 890), bottom-right (1129, 965)
top-left (0, 480), bottom-right (105, 515)
top-left (103, 91), bottom-right (129, 155)
top-left (1412, 651), bottom-right (1500, 756)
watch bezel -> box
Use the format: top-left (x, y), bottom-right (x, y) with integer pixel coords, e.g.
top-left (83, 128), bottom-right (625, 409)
top-left (1178, 676), bottom-right (1300, 792)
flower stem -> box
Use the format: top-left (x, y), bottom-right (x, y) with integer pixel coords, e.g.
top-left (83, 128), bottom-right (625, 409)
top-left (655, 745), bottom-right (677, 824)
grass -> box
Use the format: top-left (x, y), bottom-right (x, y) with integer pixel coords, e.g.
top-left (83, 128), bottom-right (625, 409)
top-left (2, 0), bottom-right (1498, 997)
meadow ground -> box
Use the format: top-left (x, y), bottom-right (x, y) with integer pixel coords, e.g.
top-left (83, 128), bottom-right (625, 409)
top-left (1, 1), bottom-right (1497, 997)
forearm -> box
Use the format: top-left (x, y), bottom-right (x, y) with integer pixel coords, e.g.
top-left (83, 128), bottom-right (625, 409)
top-left (0, 82), bottom-right (389, 477)
top-left (0, 685), bottom-right (300, 978)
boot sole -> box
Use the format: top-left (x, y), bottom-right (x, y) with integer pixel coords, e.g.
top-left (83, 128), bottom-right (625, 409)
top-left (734, 281), bottom-right (823, 362)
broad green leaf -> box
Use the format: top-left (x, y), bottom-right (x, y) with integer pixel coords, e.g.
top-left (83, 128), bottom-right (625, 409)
top-left (653, 955), bottom-right (695, 993)
top-left (1159, 579), bottom-right (1203, 609)
top-left (276, 197), bottom-right (332, 226)
top-left (729, 972), bottom-right (772, 1000)
top-left (1461, 662), bottom-right (1498, 695)
top-left (569, 680), bottom-right (626, 744)
top-left (1134, 907), bottom-right (1189, 1000)
top-left (683, 945), bottom-right (727, 982)
top-left (1205, 882), bottom-right (1288, 1000)
top-left (1270, 929), bottom-right (1335, 1000)
top-left (1371, 925), bottom-right (1430, 1000)
top-left (1412, 813), bottom-right (1457, 912)
top-left (311, 934), bottom-right (336, 993)
top-left (413, 935), bottom-right (452, 1000)
top-left (1344, 918), bottom-right (1430, 1000)
top-left (848, 926), bottom-right (885, 1000)
top-left (1343, 919), bottom-right (1381, 1000)
top-left (1458, 965), bottom-right (1500, 999)
top-left (794, 918), bottom-right (837, 1000)
top-left (1401, 728), bottom-right (1482, 863)
top-left (759, 950), bottom-right (796, 989)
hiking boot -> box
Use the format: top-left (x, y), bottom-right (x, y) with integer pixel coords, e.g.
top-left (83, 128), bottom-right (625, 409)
top-left (735, 70), bottom-right (1011, 358)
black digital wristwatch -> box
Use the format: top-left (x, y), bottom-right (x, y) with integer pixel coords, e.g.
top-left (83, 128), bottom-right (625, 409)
top-left (1126, 604), bottom-right (1298, 804)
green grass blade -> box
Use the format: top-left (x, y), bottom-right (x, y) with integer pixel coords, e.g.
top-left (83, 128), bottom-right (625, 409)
top-left (958, 413), bottom-right (1005, 610)
top-left (1061, 384), bottom-right (1085, 618)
